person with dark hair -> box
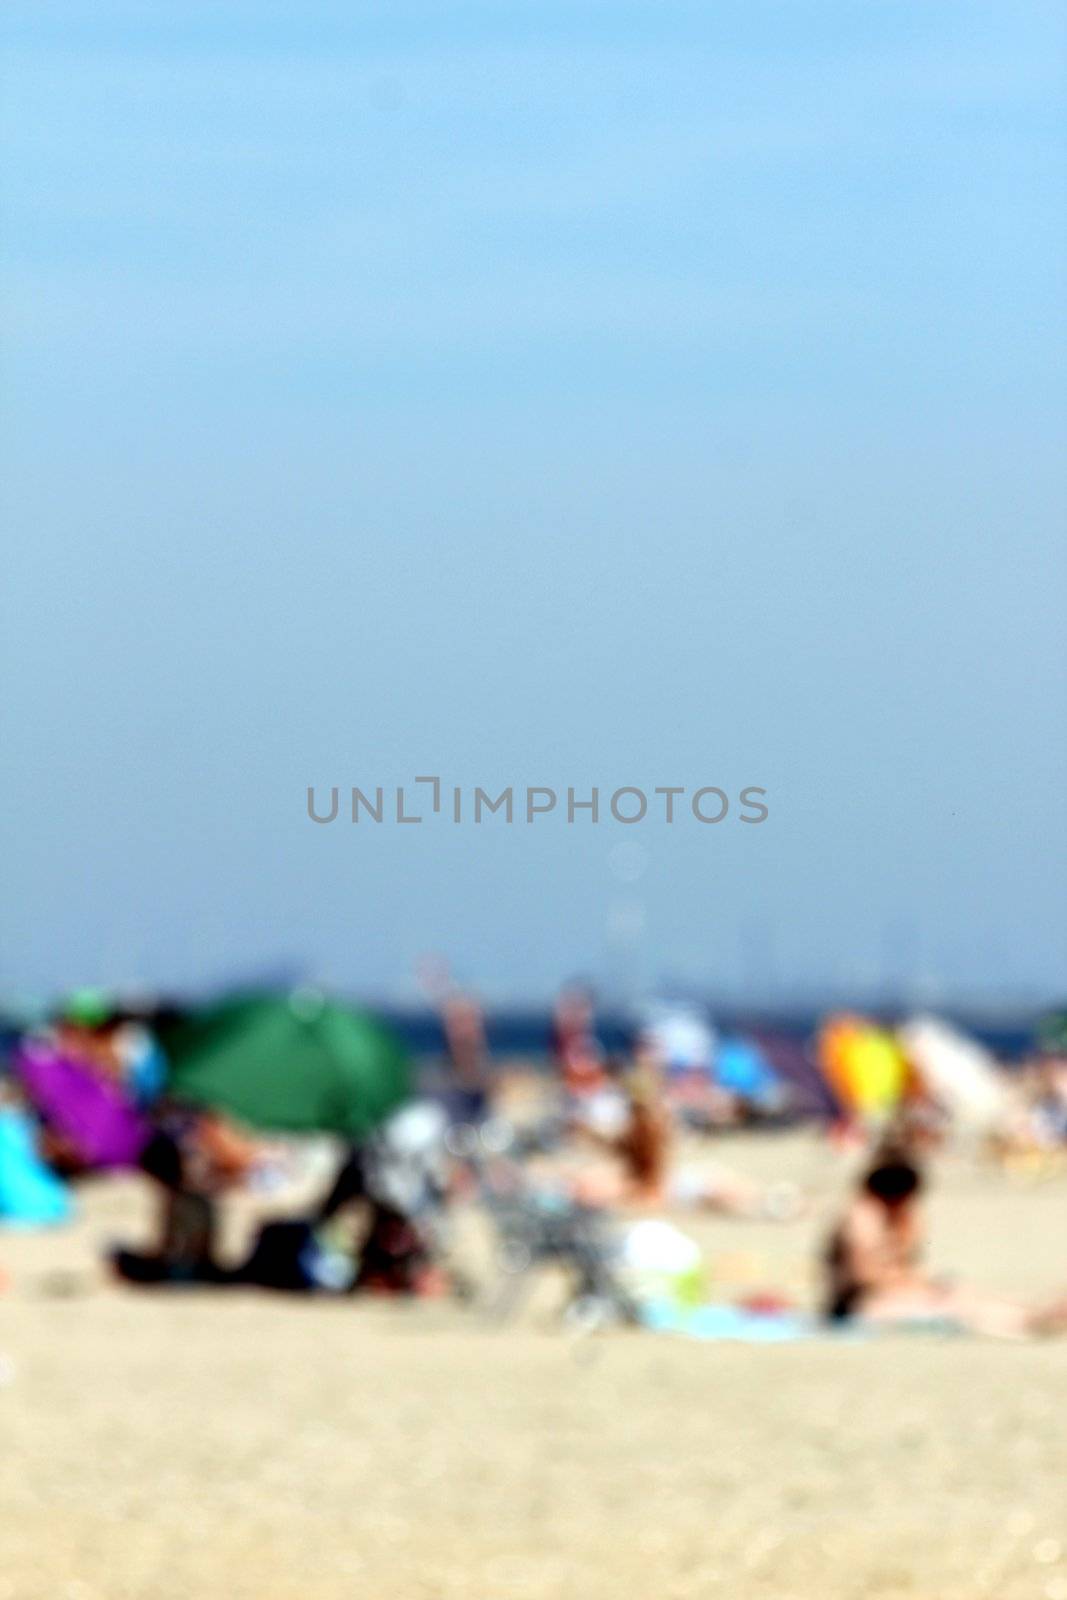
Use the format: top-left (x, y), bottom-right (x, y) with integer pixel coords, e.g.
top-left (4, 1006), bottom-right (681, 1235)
top-left (824, 1147), bottom-right (1067, 1336)
top-left (824, 1151), bottom-right (925, 1321)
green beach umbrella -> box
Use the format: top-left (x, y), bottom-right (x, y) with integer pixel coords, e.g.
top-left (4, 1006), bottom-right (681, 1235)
top-left (157, 990), bottom-right (412, 1138)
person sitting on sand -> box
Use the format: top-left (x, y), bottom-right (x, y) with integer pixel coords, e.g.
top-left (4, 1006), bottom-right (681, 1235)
top-left (112, 1106), bottom-right (261, 1285)
top-left (824, 1148), bottom-right (1067, 1336)
top-left (576, 1052), bottom-right (803, 1221)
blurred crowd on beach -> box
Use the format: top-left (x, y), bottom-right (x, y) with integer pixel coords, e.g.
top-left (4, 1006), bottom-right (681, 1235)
top-left (2, 975), bottom-right (1066, 1342)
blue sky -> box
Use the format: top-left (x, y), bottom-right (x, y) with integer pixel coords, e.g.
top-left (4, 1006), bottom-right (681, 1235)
top-left (2, 1), bottom-right (1065, 1006)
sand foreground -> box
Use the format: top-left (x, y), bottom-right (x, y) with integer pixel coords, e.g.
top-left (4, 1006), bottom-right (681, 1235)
top-left (2, 1131), bottom-right (1065, 1599)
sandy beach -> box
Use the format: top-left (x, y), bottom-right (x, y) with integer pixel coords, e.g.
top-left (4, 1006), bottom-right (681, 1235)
top-left (2, 1130), bottom-right (1064, 1600)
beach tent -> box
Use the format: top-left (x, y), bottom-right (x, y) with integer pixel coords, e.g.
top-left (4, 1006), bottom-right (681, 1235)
top-left (816, 1015), bottom-right (907, 1119)
top-left (14, 1038), bottom-right (149, 1169)
top-left (156, 991), bottom-right (412, 1138)
top-left (713, 1035), bottom-right (781, 1107)
top-left (640, 1005), bottom-right (716, 1075)
top-left (749, 1030), bottom-right (839, 1120)
top-left (897, 1015), bottom-right (1008, 1136)
top-left (0, 1105), bottom-right (72, 1226)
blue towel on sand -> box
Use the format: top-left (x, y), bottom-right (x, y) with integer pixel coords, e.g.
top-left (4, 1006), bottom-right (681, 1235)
top-left (640, 1300), bottom-right (815, 1342)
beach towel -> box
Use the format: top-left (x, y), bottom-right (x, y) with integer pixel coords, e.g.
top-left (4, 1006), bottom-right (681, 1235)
top-left (0, 1106), bottom-right (72, 1227)
top-left (640, 1299), bottom-right (813, 1340)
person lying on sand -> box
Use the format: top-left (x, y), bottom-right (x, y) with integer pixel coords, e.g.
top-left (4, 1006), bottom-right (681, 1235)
top-left (824, 1148), bottom-right (1067, 1337)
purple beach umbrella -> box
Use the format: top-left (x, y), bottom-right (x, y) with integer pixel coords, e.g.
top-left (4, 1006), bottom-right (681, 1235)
top-left (14, 1038), bottom-right (149, 1169)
